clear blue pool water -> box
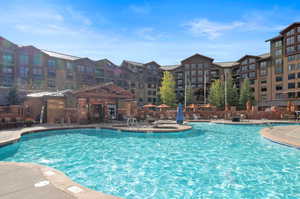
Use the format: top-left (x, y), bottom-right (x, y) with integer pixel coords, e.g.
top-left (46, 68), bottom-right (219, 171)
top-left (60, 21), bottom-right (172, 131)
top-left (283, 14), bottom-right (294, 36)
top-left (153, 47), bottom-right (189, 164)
top-left (1, 123), bottom-right (300, 199)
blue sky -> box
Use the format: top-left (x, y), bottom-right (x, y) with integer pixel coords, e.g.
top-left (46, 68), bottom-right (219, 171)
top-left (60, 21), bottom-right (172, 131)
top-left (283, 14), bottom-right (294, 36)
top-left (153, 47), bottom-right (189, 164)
top-left (0, 0), bottom-right (300, 65)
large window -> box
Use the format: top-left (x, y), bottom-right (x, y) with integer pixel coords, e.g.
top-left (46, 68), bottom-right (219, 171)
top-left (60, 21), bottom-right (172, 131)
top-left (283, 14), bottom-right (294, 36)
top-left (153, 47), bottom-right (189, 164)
top-left (249, 64), bottom-right (256, 70)
top-left (19, 66), bottom-right (28, 78)
top-left (276, 76), bottom-right (283, 82)
top-left (287, 46), bottom-right (296, 54)
top-left (3, 53), bottom-right (13, 65)
top-left (19, 54), bottom-right (29, 65)
top-left (276, 85), bottom-right (283, 90)
top-left (275, 49), bottom-right (282, 56)
top-left (288, 73), bottom-right (295, 80)
top-left (274, 40), bottom-right (282, 47)
top-left (288, 82), bottom-right (295, 89)
top-left (2, 66), bottom-right (13, 74)
top-left (287, 37), bottom-right (295, 45)
top-left (33, 53), bottom-right (42, 65)
top-left (288, 64), bottom-right (296, 71)
top-left (275, 65), bottom-right (283, 74)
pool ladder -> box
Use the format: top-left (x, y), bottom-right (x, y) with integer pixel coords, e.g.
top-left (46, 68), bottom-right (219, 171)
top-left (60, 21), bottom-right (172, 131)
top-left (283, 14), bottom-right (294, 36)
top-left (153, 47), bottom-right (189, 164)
top-left (127, 118), bottom-right (137, 127)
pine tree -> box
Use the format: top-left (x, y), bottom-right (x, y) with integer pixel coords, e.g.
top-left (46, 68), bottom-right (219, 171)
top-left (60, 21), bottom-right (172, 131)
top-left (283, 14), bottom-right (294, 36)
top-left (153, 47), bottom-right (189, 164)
top-left (159, 71), bottom-right (176, 106)
top-left (225, 77), bottom-right (239, 106)
top-left (239, 79), bottom-right (255, 109)
top-left (208, 80), bottom-right (224, 109)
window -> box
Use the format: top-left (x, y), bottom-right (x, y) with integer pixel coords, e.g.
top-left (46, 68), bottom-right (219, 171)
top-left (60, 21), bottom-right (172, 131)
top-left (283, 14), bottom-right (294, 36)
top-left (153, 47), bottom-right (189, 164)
top-left (48, 59), bottom-right (56, 67)
top-left (298, 27), bottom-right (300, 32)
top-left (275, 40), bottom-right (282, 47)
top-left (298, 82), bottom-right (300, 88)
top-left (249, 64), bottom-right (256, 70)
top-left (275, 65), bottom-right (283, 74)
top-left (288, 82), bottom-right (295, 89)
top-left (242, 73), bottom-right (248, 78)
top-left (241, 60), bottom-right (248, 65)
top-left (276, 93), bottom-right (284, 99)
top-left (287, 37), bottom-right (295, 45)
top-left (275, 58), bottom-right (282, 66)
top-left (260, 70), bottom-right (267, 76)
top-left (261, 80), bottom-right (267, 84)
top-left (78, 65), bottom-right (85, 72)
top-left (249, 58), bottom-right (256, 63)
top-left (33, 67), bottom-right (43, 75)
top-left (2, 66), bottom-right (13, 74)
top-left (250, 79), bottom-right (255, 85)
top-left (33, 53), bottom-right (42, 65)
top-left (288, 73), bottom-right (296, 80)
top-left (3, 53), bottom-right (13, 65)
top-left (48, 80), bottom-right (56, 88)
top-left (276, 85), bottom-right (283, 90)
top-left (260, 61), bottom-right (267, 68)
top-left (19, 66), bottom-right (28, 78)
top-left (288, 92), bottom-right (296, 98)
top-left (249, 72), bottom-right (256, 78)
top-left (288, 64), bottom-right (296, 71)
top-left (298, 35), bottom-right (300, 42)
top-left (261, 87), bottom-right (267, 92)
top-left (19, 54), bottom-right (28, 65)
top-left (242, 66), bottom-right (248, 71)
top-left (287, 46), bottom-right (296, 54)
top-left (287, 29), bottom-right (295, 36)
top-left (288, 55), bottom-right (296, 62)
top-left (276, 76), bottom-right (283, 82)
top-left (275, 49), bottom-right (282, 56)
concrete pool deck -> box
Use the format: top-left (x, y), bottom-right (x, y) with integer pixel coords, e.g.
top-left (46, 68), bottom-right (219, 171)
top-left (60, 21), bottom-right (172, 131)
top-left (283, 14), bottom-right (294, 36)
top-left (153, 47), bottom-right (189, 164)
top-left (260, 125), bottom-right (300, 148)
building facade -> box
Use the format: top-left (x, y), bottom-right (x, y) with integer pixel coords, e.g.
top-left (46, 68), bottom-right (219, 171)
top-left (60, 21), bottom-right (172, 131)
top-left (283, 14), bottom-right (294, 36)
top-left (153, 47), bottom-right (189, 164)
top-left (2, 21), bottom-right (300, 108)
top-left (161, 54), bottom-right (221, 105)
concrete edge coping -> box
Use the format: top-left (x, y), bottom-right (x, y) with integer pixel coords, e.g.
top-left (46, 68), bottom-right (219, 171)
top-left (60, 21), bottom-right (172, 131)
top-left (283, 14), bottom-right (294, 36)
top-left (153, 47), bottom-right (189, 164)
top-left (260, 126), bottom-right (300, 149)
top-left (0, 162), bottom-right (121, 199)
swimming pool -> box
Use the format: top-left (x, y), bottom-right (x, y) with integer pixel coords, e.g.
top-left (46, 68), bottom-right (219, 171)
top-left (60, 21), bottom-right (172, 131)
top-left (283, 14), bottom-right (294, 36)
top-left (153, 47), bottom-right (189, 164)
top-left (0, 123), bottom-right (300, 199)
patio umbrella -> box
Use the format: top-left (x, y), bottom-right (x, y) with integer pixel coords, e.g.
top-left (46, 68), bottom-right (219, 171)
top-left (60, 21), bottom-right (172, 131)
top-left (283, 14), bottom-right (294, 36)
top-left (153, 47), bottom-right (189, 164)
top-left (176, 103), bottom-right (184, 124)
top-left (143, 104), bottom-right (156, 108)
top-left (157, 104), bottom-right (170, 111)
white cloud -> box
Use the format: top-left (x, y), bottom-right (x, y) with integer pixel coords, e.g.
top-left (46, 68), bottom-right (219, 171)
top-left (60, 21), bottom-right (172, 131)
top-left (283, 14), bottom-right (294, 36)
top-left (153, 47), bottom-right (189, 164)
top-left (185, 18), bottom-right (245, 39)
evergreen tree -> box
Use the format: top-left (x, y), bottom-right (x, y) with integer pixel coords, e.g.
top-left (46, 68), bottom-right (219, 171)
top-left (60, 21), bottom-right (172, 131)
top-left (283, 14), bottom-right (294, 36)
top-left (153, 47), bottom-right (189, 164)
top-left (239, 79), bottom-right (255, 109)
top-left (208, 80), bottom-right (224, 109)
top-left (159, 71), bottom-right (176, 106)
top-left (225, 77), bottom-right (239, 106)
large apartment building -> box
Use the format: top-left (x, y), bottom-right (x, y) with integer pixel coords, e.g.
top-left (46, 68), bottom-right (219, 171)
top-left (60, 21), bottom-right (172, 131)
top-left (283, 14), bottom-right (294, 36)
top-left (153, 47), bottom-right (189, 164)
top-left (120, 60), bottom-right (162, 106)
top-left (1, 22), bottom-right (300, 108)
top-left (161, 54), bottom-right (221, 104)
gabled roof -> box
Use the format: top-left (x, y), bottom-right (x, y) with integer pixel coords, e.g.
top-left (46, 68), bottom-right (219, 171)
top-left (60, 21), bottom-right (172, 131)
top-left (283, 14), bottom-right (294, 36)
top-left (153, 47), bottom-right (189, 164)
top-left (213, 61), bottom-right (239, 68)
top-left (41, 49), bottom-right (81, 61)
top-left (237, 55), bottom-right (260, 62)
top-left (160, 65), bottom-right (181, 71)
top-left (265, 35), bottom-right (283, 42)
top-left (280, 22), bottom-right (300, 34)
top-left (96, 59), bottom-right (117, 66)
top-left (72, 82), bottom-right (134, 99)
top-left (181, 53), bottom-right (214, 63)
top-left (123, 60), bottom-right (144, 67)
top-left (144, 61), bottom-right (161, 67)
top-left (258, 53), bottom-right (271, 60)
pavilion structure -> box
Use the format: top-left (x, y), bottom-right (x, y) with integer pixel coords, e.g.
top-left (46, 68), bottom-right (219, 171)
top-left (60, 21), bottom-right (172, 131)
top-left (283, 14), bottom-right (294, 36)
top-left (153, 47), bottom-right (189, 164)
top-left (72, 82), bottom-right (136, 123)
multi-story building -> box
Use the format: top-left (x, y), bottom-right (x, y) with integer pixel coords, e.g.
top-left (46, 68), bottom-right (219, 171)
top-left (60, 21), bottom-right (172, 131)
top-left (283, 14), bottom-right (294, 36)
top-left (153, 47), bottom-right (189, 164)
top-left (161, 54), bottom-right (221, 104)
top-left (2, 22), bottom-right (300, 108)
top-left (120, 60), bottom-right (162, 105)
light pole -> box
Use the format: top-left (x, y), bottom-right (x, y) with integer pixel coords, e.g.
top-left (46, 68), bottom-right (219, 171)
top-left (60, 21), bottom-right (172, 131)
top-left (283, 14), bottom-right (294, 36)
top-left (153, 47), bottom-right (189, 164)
top-left (184, 71), bottom-right (187, 108)
top-left (204, 70), bottom-right (206, 104)
top-left (224, 70), bottom-right (228, 109)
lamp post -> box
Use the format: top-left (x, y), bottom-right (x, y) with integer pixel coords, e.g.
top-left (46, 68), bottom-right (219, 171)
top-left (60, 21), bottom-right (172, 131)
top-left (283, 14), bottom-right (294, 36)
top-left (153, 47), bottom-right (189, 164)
top-left (224, 71), bottom-right (228, 110)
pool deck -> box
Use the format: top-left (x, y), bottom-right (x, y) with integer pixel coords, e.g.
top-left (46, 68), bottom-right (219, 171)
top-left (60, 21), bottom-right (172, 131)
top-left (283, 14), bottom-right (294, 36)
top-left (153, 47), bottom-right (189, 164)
top-left (260, 125), bottom-right (300, 148)
top-left (0, 162), bottom-right (120, 199)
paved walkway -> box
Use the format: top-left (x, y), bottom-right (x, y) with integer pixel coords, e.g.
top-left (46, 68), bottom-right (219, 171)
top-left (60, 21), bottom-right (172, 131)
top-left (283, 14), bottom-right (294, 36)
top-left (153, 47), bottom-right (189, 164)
top-left (260, 125), bottom-right (300, 148)
top-left (0, 162), bottom-right (119, 199)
